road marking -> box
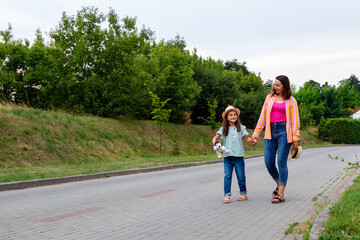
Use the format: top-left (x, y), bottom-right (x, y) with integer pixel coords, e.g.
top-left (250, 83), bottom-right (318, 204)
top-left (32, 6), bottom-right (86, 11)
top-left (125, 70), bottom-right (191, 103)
top-left (199, 179), bottom-right (219, 184)
top-left (36, 207), bottom-right (105, 223)
top-left (140, 189), bottom-right (177, 198)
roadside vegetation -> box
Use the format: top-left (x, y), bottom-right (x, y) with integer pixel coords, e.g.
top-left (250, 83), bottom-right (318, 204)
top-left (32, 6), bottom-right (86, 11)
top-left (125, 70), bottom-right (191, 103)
top-left (0, 104), bottom-right (334, 183)
top-left (319, 162), bottom-right (360, 240)
top-left (283, 157), bottom-right (360, 240)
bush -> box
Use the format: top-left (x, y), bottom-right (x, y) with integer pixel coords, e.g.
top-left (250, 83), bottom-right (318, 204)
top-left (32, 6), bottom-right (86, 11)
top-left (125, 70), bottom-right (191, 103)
top-left (317, 118), bottom-right (360, 143)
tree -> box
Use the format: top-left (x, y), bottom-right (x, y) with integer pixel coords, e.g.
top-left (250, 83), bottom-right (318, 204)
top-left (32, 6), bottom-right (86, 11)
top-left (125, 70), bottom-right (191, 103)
top-left (320, 85), bottom-right (346, 119)
top-left (236, 71), bottom-right (264, 93)
top-left (264, 79), bottom-right (273, 90)
top-left (234, 89), bottom-right (268, 128)
top-left (198, 100), bottom-right (221, 129)
top-left (0, 24), bottom-right (13, 45)
top-left (140, 40), bottom-right (201, 122)
top-left (191, 56), bottom-right (240, 124)
top-left (336, 82), bottom-right (360, 111)
top-left (294, 81), bottom-right (322, 124)
top-left (0, 29), bottom-right (30, 104)
top-left (339, 74), bottom-right (360, 92)
top-left (307, 80), bottom-right (321, 89)
top-left (49, 7), bottom-right (153, 117)
top-left (149, 90), bottom-right (171, 157)
top-left (224, 59), bottom-right (250, 75)
top-left (21, 29), bottom-right (53, 108)
top-left (298, 103), bottom-right (314, 129)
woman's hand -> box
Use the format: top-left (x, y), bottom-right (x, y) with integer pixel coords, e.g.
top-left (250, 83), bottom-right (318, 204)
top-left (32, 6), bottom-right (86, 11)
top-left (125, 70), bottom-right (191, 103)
top-left (292, 141), bottom-right (299, 150)
top-left (252, 137), bottom-right (258, 145)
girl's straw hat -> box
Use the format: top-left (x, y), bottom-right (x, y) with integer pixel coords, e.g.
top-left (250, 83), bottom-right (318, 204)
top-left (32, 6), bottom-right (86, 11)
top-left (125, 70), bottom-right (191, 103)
top-left (287, 145), bottom-right (302, 161)
top-left (222, 106), bottom-right (240, 119)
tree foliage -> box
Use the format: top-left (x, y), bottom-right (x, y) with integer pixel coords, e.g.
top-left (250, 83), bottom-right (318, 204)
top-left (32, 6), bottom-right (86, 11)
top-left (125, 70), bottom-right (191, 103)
top-left (1, 6), bottom-right (360, 129)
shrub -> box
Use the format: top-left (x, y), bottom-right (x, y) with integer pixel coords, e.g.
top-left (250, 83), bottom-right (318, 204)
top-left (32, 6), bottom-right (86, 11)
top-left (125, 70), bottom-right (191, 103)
top-left (317, 118), bottom-right (360, 144)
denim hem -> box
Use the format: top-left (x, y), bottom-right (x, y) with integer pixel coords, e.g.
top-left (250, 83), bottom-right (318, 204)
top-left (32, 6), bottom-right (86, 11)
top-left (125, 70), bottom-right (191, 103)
top-left (240, 191), bottom-right (247, 194)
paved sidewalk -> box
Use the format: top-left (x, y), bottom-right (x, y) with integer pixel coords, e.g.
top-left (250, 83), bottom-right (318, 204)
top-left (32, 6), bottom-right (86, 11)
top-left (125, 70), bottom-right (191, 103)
top-left (0, 146), bottom-right (359, 240)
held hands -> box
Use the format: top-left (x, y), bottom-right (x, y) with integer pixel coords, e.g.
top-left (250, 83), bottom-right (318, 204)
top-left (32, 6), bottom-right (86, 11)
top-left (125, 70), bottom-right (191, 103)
top-left (251, 137), bottom-right (258, 145)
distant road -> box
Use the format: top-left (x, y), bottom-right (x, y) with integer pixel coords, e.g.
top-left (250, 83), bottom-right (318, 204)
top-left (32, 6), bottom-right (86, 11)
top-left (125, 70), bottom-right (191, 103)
top-left (1, 146), bottom-right (359, 240)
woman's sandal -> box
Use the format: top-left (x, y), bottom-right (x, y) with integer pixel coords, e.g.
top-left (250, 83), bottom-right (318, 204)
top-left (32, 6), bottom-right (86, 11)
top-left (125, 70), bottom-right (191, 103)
top-left (272, 187), bottom-right (279, 198)
top-left (272, 194), bottom-right (285, 204)
top-left (237, 194), bottom-right (248, 201)
top-left (223, 195), bottom-right (231, 203)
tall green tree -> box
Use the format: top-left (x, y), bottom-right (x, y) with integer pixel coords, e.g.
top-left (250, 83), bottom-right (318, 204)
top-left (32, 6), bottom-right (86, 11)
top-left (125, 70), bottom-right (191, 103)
top-left (49, 7), bottom-right (153, 117)
top-left (191, 56), bottom-right (240, 124)
top-left (22, 30), bottom-right (54, 108)
top-left (320, 85), bottom-right (346, 119)
top-left (336, 82), bottom-right (360, 111)
top-left (294, 81), bottom-right (323, 124)
top-left (140, 39), bottom-right (201, 122)
top-left (0, 25), bottom-right (30, 104)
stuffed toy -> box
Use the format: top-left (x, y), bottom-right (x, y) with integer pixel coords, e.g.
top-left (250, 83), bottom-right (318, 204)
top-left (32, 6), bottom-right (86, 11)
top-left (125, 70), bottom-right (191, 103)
top-left (213, 141), bottom-right (229, 158)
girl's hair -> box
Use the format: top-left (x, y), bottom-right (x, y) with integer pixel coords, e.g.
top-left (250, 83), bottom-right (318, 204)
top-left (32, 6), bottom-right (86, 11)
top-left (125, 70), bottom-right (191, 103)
top-left (222, 110), bottom-right (241, 136)
top-left (271, 75), bottom-right (292, 99)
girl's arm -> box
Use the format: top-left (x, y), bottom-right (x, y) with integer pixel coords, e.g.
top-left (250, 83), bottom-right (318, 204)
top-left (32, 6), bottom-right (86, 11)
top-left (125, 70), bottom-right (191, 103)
top-left (212, 134), bottom-right (221, 145)
top-left (243, 135), bottom-right (252, 143)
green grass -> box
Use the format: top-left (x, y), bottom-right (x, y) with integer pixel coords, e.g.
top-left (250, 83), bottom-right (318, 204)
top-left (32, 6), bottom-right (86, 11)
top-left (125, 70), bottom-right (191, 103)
top-left (319, 174), bottom-right (360, 240)
top-left (0, 103), bottom-right (334, 183)
top-left (285, 222), bottom-right (299, 235)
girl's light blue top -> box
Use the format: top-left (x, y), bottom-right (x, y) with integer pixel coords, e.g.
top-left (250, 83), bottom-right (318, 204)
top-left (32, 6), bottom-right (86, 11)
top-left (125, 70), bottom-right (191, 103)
top-left (216, 125), bottom-right (249, 157)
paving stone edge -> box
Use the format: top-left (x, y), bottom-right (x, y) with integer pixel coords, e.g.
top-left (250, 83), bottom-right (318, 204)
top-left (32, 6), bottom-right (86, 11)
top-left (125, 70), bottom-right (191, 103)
top-left (0, 154), bottom-right (264, 191)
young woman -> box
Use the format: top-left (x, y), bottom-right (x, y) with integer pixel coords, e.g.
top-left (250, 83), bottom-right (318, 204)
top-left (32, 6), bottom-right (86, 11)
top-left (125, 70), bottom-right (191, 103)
top-left (252, 75), bottom-right (300, 203)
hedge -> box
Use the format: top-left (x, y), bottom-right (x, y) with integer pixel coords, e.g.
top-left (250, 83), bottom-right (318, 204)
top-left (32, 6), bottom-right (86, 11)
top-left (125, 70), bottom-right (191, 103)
top-left (317, 118), bottom-right (360, 144)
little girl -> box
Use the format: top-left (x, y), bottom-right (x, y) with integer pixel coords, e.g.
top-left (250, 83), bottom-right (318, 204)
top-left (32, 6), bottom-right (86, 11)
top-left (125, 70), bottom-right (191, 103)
top-left (212, 106), bottom-right (252, 203)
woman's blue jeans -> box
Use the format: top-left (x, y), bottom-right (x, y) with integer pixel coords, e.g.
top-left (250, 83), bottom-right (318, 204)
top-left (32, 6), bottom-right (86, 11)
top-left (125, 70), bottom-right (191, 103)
top-left (224, 156), bottom-right (247, 196)
top-left (264, 122), bottom-right (291, 186)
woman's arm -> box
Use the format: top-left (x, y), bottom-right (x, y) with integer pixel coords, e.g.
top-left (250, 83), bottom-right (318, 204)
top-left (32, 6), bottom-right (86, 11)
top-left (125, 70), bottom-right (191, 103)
top-left (290, 97), bottom-right (300, 142)
top-left (252, 94), bottom-right (270, 139)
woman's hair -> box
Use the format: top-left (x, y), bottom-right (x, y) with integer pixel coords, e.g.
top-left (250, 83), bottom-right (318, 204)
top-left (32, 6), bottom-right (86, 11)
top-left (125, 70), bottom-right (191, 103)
top-left (222, 110), bottom-right (241, 136)
top-left (271, 75), bottom-right (292, 99)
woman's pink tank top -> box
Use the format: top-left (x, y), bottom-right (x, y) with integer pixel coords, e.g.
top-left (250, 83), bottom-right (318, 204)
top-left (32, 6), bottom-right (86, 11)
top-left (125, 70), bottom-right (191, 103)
top-left (270, 102), bottom-right (286, 123)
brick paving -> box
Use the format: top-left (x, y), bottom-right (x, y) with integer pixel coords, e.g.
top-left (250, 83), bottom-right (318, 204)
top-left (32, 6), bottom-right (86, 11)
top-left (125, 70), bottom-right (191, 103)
top-left (0, 146), bottom-right (359, 240)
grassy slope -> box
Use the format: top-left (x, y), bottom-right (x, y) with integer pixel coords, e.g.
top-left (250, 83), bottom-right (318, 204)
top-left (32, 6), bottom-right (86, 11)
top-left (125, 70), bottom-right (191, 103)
top-left (0, 105), bottom-right (333, 183)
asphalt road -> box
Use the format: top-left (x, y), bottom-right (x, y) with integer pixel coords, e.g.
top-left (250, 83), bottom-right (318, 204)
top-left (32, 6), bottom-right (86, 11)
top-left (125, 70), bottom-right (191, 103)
top-left (1, 146), bottom-right (359, 240)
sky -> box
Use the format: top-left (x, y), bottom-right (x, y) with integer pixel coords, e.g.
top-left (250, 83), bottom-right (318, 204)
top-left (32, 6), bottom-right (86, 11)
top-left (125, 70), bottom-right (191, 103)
top-left (1, 0), bottom-right (360, 89)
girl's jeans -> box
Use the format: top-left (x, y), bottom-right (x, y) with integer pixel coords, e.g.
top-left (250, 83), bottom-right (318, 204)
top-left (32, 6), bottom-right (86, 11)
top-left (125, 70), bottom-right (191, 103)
top-left (264, 122), bottom-right (292, 186)
top-left (224, 156), bottom-right (247, 196)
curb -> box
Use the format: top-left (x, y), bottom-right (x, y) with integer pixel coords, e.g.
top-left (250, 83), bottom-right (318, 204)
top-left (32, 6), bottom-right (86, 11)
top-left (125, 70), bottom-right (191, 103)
top-left (0, 154), bottom-right (264, 192)
top-left (308, 167), bottom-right (360, 240)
